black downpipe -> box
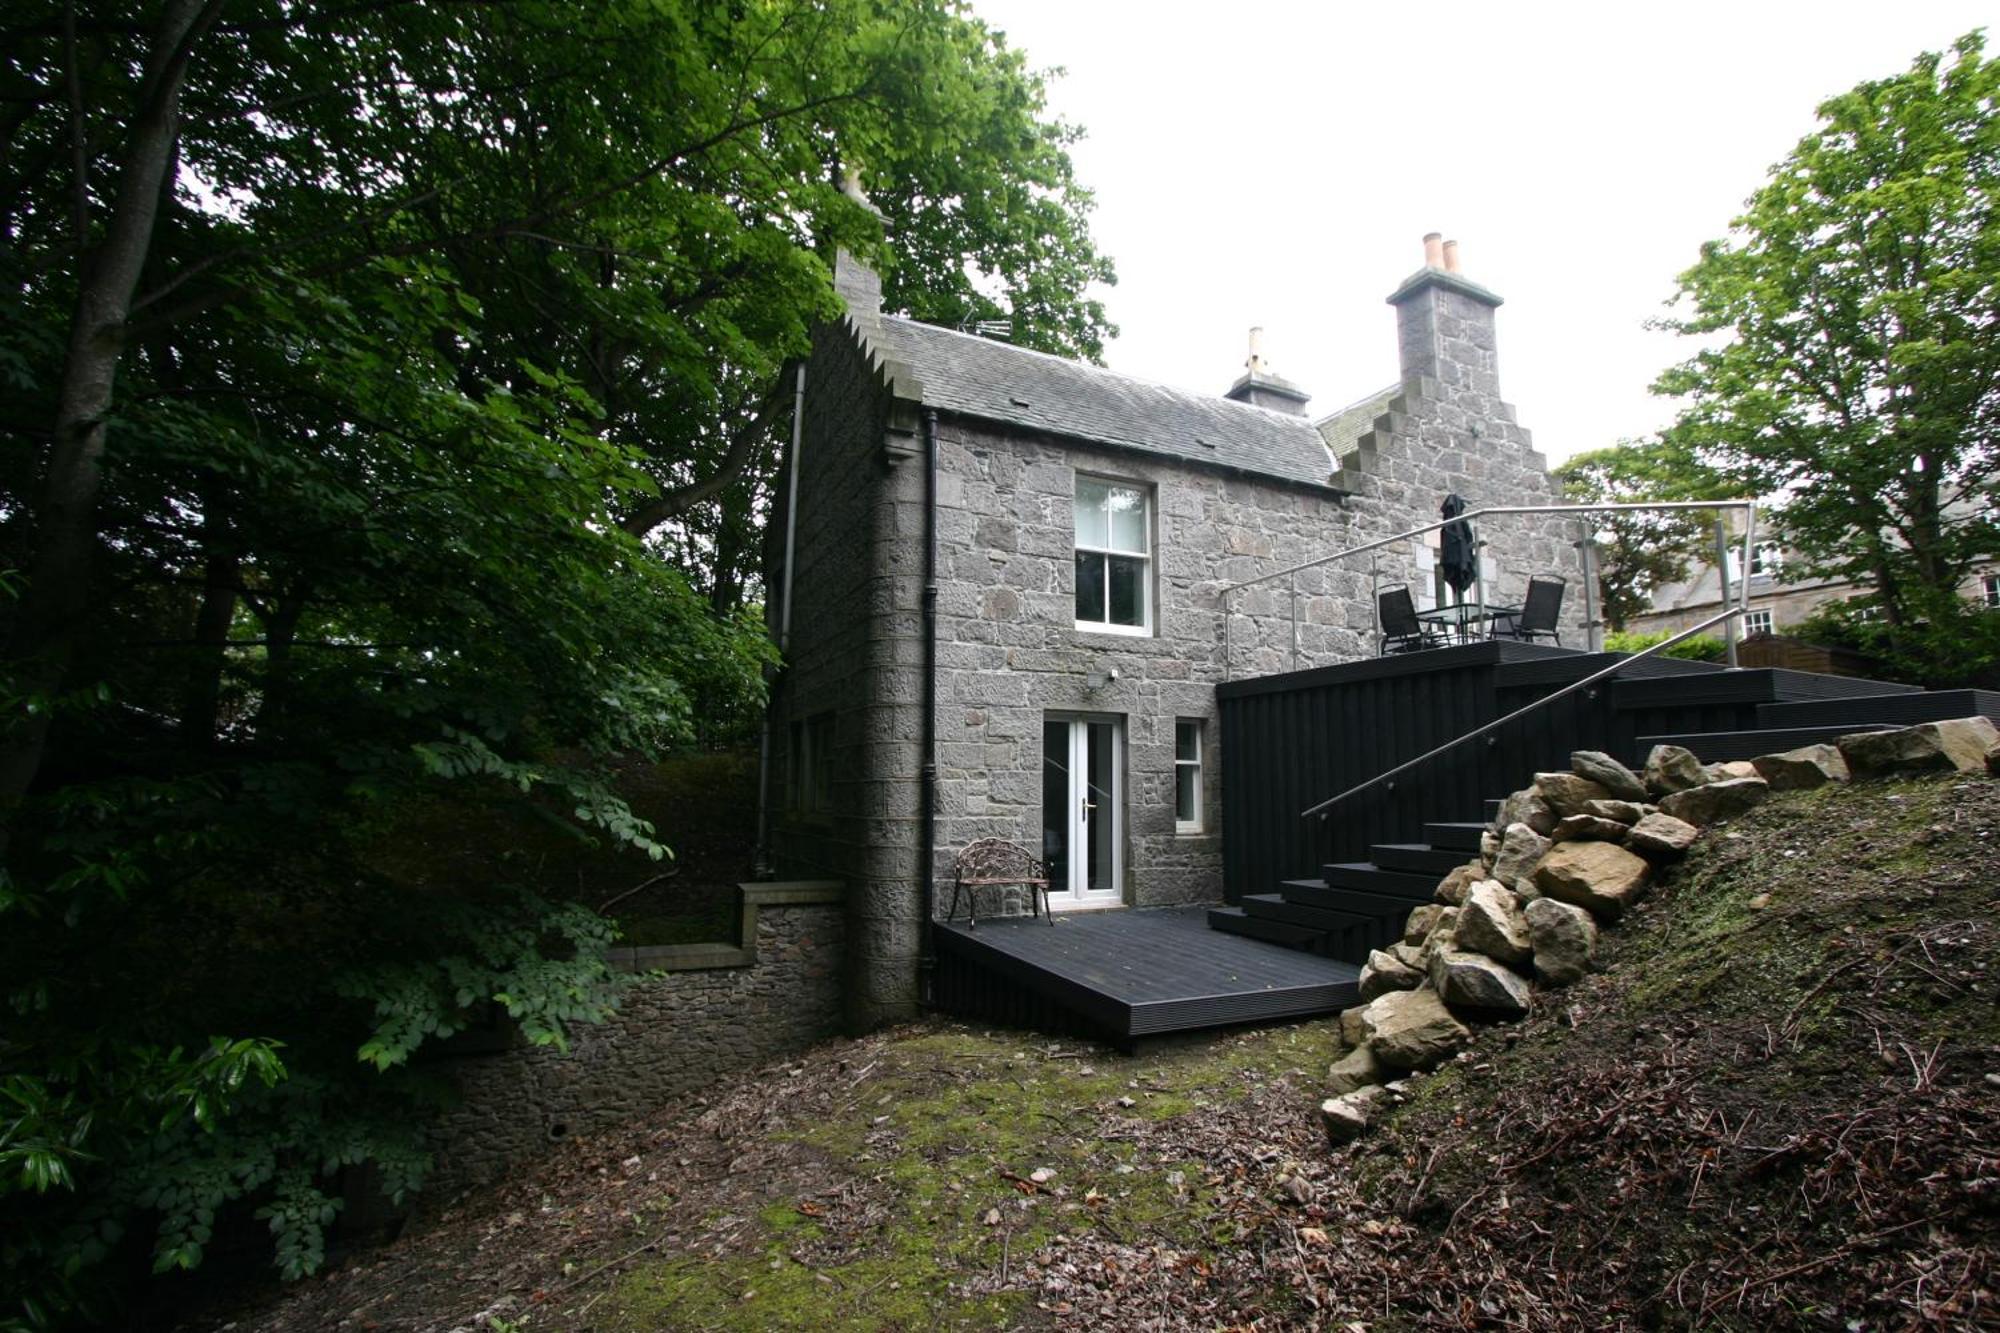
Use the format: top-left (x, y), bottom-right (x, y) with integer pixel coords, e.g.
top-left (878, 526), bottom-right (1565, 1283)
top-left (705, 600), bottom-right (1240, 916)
top-left (918, 408), bottom-right (940, 1005)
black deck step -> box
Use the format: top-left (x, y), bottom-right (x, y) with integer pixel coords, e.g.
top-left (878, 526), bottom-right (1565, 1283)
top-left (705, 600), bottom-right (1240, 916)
top-left (1614, 668), bottom-right (1917, 712)
top-left (1634, 723), bottom-right (1895, 765)
top-left (1424, 821), bottom-right (1488, 853)
top-left (1241, 895), bottom-right (1381, 959)
top-left (1321, 862), bottom-right (1444, 900)
top-left (1243, 893), bottom-right (1375, 931)
top-left (1756, 688), bottom-right (2000, 729)
top-left (1283, 878), bottom-right (1430, 921)
top-left (1368, 842), bottom-right (1467, 876)
top-left (1207, 906), bottom-right (1325, 951)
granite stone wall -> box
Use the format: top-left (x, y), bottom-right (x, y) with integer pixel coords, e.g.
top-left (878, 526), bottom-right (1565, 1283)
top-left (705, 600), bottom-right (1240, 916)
top-left (428, 884), bottom-right (844, 1192)
top-left (1332, 270), bottom-right (1588, 645)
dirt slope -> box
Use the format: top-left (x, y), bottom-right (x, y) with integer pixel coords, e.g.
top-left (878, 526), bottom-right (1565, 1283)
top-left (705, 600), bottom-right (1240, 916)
top-left (219, 773), bottom-right (1999, 1332)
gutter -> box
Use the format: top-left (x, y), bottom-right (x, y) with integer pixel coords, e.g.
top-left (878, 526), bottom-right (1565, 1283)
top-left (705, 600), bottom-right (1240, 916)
top-left (918, 406), bottom-right (940, 1005)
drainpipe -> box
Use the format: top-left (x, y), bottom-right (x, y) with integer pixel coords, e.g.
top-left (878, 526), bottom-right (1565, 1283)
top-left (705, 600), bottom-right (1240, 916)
top-left (918, 407), bottom-right (941, 1005)
top-left (753, 363), bottom-right (808, 879)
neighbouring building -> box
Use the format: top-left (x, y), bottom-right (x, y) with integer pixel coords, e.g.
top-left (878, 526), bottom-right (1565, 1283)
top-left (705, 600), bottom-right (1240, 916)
top-left (1630, 536), bottom-right (2000, 641)
top-left (766, 234), bottom-right (1586, 1030)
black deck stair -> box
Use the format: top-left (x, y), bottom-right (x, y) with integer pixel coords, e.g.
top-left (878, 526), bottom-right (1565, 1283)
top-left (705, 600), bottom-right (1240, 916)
top-left (1366, 842), bottom-right (1469, 876)
top-left (1755, 688), bottom-right (2000, 729)
top-left (1213, 648), bottom-right (1991, 974)
top-left (1634, 722), bottom-right (1896, 765)
top-left (1424, 821), bottom-right (1488, 853)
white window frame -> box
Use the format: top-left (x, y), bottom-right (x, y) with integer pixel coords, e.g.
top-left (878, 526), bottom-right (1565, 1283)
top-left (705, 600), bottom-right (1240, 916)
top-left (1174, 719), bottom-right (1203, 834)
top-left (1984, 574), bottom-right (1999, 609)
top-left (1749, 543), bottom-right (1783, 577)
top-left (1742, 609), bottom-right (1773, 637)
top-left (1072, 475), bottom-right (1153, 636)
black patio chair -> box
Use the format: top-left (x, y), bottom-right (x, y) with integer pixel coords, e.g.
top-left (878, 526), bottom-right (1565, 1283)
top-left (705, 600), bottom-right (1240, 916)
top-left (1377, 584), bottom-right (1443, 656)
top-left (1495, 574), bottom-right (1566, 645)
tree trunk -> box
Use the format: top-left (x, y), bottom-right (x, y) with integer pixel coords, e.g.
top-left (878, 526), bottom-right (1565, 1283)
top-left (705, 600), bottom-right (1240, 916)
top-left (180, 522), bottom-right (239, 745)
top-left (0, 0), bottom-right (221, 842)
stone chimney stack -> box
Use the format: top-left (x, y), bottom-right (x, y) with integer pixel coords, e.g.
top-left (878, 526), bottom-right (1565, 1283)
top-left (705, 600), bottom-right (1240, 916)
top-left (1223, 326), bottom-right (1311, 416)
top-left (1387, 232), bottom-right (1503, 395)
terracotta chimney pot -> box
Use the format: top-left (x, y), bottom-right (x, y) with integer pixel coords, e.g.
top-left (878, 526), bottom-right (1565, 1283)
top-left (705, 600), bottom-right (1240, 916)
top-left (1423, 232), bottom-right (1444, 268)
top-left (1442, 239), bottom-right (1462, 273)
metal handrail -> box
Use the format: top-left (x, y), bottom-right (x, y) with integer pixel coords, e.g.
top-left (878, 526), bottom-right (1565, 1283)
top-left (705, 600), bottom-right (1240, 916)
top-left (1297, 604), bottom-right (1746, 820)
top-left (1219, 499), bottom-right (1759, 680)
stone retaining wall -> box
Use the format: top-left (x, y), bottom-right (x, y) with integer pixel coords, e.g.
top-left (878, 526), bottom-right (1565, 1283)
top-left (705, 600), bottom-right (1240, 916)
top-left (428, 881), bottom-right (845, 1191)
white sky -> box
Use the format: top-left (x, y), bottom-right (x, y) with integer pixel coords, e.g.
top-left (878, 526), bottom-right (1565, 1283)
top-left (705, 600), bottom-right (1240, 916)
top-left (974, 0), bottom-right (1995, 466)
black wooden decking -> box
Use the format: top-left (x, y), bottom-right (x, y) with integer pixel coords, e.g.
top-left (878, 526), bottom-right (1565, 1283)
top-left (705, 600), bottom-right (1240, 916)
top-left (932, 906), bottom-right (1360, 1042)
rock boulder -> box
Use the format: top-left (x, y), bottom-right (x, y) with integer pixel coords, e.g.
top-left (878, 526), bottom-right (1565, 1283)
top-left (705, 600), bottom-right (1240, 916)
top-left (1490, 822), bottom-right (1551, 889)
top-left (1533, 839), bottom-right (1651, 917)
top-left (1659, 776), bottom-right (1769, 826)
top-left (1839, 718), bottom-right (2000, 777)
top-left (1433, 862), bottom-right (1485, 906)
top-left (1525, 897), bottom-right (1598, 986)
top-left (1455, 880), bottom-right (1532, 965)
top-left (1553, 813), bottom-right (1630, 843)
top-left (1403, 904), bottom-right (1445, 945)
top-left (1494, 787), bottom-right (1558, 837)
top-left (1320, 1085), bottom-right (1392, 1145)
top-left (1357, 947), bottom-right (1424, 1000)
top-left (1570, 750), bottom-right (1649, 802)
top-left (1325, 1043), bottom-right (1383, 1096)
top-left (1751, 743), bottom-right (1849, 790)
top-left (1430, 950), bottom-right (1533, 1016)
top-left (1534, 772), bottom-right (1616, 819)
top-left (1643, 744), bottom-right (1708, 796)
top-left (1584, 798), bottom-right (1651, 824)
top-left (1357, 988), bottom-right (1472, 1072)
top-left (1626, 811), bottom-right (1701, 860)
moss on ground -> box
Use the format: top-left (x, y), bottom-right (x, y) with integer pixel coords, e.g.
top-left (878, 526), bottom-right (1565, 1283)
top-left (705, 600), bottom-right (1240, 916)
top-left (601, 1023), bottom-right (1342, 1330)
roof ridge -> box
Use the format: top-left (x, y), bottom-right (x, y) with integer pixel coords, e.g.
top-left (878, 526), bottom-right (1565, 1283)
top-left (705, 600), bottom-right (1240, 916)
top-left (877, 314), bottom-right (1313, 424)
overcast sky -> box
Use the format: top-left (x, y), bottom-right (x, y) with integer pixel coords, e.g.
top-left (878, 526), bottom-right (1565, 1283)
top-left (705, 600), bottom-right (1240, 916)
top-left (972, 1), bottom-right (1994, 467)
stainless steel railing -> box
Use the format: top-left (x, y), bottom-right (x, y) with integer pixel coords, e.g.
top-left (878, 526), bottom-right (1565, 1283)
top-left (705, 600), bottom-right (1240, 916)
top-left (1296, 604), bottom-right (1747, 820)
top-left (1218, 499), bottom-right (1759, 680)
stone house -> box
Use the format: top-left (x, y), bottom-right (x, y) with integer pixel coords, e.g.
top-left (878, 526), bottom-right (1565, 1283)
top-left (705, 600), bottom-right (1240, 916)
top-left (1631, 535), bottom-right (2000, 641)
top-left (767, 236), bottom-right (1584, 1030)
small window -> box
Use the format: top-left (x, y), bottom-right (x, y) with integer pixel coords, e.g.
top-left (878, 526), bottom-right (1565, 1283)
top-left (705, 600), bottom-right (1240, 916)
top-left (1074, 477), bottom-right (1151, 634)
top-left (1174, 719), bottom-right (1203, 834)
top-left (1984, 574), bottom-right (1999, 609)
top-left (1742, 609), bottom-right (1773, 637)
top-left (788, 712), bottom-right (836, 816)
top-left (1749, 543), bottom-right (1784, 577)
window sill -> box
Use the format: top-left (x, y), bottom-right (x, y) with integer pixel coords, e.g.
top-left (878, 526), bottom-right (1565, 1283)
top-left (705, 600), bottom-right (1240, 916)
top-left (1074, 621), bottom-right (1153, 639)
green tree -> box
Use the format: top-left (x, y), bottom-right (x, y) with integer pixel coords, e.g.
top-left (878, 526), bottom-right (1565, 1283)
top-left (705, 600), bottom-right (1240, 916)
top-left (1653, 31), bottom-right (2000, 639)
top-left (1553, 443), bottom-right (1716, 632)
top-left (0, 2), bottom-right (1112, 1323)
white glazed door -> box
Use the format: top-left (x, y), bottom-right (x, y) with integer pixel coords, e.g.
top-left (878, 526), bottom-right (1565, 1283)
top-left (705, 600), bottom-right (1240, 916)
top-left (1041, 717), bottom-right (1122, 909)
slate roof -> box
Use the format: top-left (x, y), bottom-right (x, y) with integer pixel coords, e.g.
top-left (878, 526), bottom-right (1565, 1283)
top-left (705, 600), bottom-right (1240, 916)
top-left (867, 315), bottom-right (1339, 490)
top-left (1315, 384), bottom-right (1399, 462)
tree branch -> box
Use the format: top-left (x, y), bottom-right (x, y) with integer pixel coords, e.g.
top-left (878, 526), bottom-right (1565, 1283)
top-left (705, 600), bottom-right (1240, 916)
top-left (619, 384), bottom-right (790, 539)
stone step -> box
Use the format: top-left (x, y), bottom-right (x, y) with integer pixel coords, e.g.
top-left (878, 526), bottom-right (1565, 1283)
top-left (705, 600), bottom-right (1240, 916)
top-left (1320, 862), bottom-right (1441, 900)
top-left (1634, 723), bottom-right (1895, 766)
top-left (1424, 821), bottom-right (1487, 853)
top-left (1368, 842), bottom-right (1467, 877)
